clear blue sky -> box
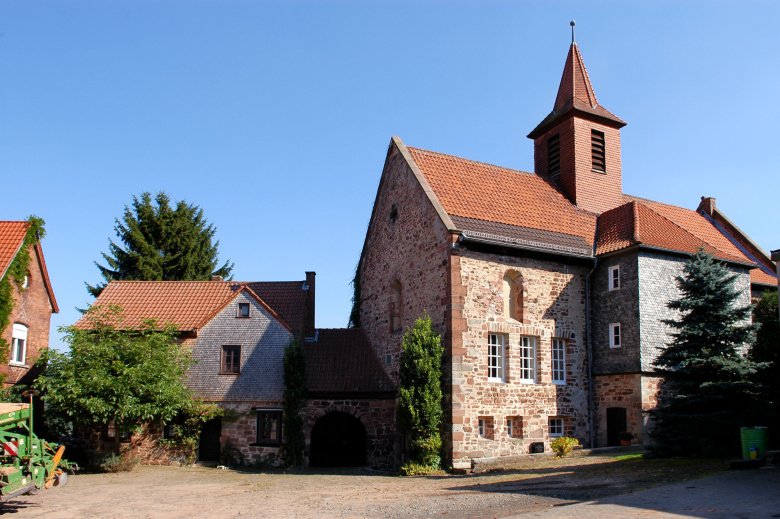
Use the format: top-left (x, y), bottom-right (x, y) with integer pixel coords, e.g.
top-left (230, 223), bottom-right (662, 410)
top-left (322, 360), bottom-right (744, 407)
top-left (2, 1), bottom-right (777, 349)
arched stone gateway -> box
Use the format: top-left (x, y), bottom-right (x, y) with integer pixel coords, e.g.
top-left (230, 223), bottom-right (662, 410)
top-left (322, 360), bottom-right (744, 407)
top-left (309, 411), bottom-right (367, 467)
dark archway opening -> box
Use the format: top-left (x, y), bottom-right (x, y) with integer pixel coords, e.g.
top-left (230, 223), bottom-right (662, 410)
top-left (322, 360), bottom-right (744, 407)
top-left (310, 411), bottom-right (367, 467)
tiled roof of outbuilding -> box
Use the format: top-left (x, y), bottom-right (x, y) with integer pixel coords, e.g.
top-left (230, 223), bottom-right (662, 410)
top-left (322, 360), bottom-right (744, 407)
top-left (304, 328), bottom-right (395, 395)
top-left (77, 280), bottom-right (303, 332)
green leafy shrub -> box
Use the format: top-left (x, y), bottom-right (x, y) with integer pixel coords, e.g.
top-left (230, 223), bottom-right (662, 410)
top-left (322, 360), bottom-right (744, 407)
top-left (399, 462), bottom-right (444, 476)
top-left (550, 436), bottom-right (580, 457)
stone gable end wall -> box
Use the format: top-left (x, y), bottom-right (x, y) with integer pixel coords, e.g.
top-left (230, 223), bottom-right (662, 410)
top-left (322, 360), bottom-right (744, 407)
top-left (452, 250), bottom-right (589, 464)
top-left (2, 245), bottom-right (53, 386)
top-left (359, 145), bottom-right (451, 382)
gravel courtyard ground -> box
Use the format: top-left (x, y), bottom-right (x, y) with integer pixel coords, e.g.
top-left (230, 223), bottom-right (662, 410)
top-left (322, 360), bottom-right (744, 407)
top-left (0, 450), bottom-right (732, 518)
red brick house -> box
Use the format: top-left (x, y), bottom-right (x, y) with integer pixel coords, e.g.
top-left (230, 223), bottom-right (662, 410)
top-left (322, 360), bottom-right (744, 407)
top-left (0, 221), bottom-right (58, 387)
top-left (354, 39), bottom-right (776, 469)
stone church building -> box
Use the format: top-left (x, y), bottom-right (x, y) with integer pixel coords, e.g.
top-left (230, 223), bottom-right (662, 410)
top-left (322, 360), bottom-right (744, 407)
top-left (354, 39), bottom-right (777, 469)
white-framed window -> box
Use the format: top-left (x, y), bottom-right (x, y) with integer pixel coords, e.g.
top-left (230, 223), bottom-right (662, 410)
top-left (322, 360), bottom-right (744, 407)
top-left (478, 418), bottom-right (486, 437)
top-left (552, 338), bottom-right (566, 384)
top-left (608, 265), bottom-right (620, 290)
top-left (10, 324), bottom-right (27, 366)
top-left (487, 334), bottom-right (505, 382)
top-left (478, 417), bottom-right (493, 439)
top-left (506, 418), bottom-right (513, 438)
top-left (519, 336), bottom-right (536, 383)
top-left (21, 275), bottom-right (29, 289)
top-left (609, 323), bottom-right (621, 348)
top-left (549, 417), bottom-right (564, 437)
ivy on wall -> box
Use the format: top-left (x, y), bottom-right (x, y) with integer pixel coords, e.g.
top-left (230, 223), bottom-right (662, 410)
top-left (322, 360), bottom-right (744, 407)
top-left (0, 216), bottom-right (45, 380)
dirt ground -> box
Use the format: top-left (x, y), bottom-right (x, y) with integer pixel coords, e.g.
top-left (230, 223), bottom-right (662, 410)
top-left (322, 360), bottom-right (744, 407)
top-left (2, 451), bottom-right (725, 518)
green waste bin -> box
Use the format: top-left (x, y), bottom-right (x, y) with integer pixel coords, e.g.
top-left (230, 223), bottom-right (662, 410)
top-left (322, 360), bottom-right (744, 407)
top-left (740, 426), bottom-right (768, 460)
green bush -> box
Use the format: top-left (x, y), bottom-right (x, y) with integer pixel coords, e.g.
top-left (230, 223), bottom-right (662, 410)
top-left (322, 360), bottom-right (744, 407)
top-left (399, 462), bottom-right (444, 476)
top-left (550, 436), bottom-right (580, 457)
top-left (97, 453), bottom-right (138, 473)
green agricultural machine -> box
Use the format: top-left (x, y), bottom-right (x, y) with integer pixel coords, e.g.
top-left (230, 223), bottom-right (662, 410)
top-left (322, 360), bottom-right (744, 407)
top-left (0, 397), bottom-right (74, 501)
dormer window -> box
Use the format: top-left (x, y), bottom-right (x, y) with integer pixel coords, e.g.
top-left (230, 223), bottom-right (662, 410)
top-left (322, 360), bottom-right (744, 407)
top-left (237, 303), bottom-right (250, 318)
top-left (591, 129), bottom-right (606, 172)
top-left (547, 134), bottom-right (560, 181)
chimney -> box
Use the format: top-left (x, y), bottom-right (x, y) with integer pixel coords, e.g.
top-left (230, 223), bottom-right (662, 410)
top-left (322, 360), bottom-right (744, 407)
top-left (697, 196), bottom-right (716, 216)
top-left (304, 271), bottom-right (316, 339)
top-left (211, 275), bottom-right (223, 281)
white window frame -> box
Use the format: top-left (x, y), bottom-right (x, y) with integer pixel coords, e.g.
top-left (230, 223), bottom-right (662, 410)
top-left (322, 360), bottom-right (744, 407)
top-left (10, 324), bottom-right (28, 366)
top-left (608, 265), bottom-right (620, 291)
top-left (609, 323), bottom-right (621, 349)
top-left (478, 418), bottom-right (486, 438)
top-left (506, 418), bottom-right (513, 438)
top-left (552, 338), bottom-right (566, 384)
top-left (519, 336), bottom-right (537, 383)
top-left (487, 334), bottom-right (505, 382)
top-left (549, 417), bottom-right (564, 437)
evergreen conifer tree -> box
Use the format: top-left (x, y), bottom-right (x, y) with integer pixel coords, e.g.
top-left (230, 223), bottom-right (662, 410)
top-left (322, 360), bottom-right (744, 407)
top-left (749, 291), bottom-right (779, 447)
top-left (650, 250), bottom-right (763, 456)
top-left (398, 314), bottom-right (444, 470)
top-left (88, 192), bottom-right (233, 296)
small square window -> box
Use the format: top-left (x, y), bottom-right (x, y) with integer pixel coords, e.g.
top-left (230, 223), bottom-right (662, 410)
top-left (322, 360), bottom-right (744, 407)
top-left (506, 418), bottom-right (513, 437)
top-left (255, 410), bottom-right (282, 446)
top-left (549, 418), bottom-right (564, 437)
top-left (477, 416), bottom-right (494, 439)
top-left (221, 345), bottom-right (241, 374)
top-left (506, 416), bottom-right (523, 439)
top-left (609, 323), bottom-right (621, 349)
top-left (237, 302), bottom-right (250, 318)
top-left (608, 265), bottom-right (620, 291)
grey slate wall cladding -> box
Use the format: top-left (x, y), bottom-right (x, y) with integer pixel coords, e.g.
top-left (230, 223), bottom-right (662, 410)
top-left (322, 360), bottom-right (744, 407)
top-left (185, 291), bottom-right (293, 401)
top-left (592, 252), bottom-right (640, 375)
top-left (637, 251), bottom-right (751, 371)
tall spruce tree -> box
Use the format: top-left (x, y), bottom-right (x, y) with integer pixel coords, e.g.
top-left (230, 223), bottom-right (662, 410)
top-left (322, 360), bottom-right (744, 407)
top-left (398, 314), bottom-right (444, 469)
top-left (650, 250), bottom-right (763, 456)
top-left (88, 192), bottom-right (233, 296)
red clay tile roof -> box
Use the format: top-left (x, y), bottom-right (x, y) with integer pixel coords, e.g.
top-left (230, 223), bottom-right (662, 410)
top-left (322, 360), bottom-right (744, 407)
top-left (77, 280), bottom-right (304, 332)
top-left (751, 268), bottom-right (777, 286)
top-left (304, 328), bottom-right (394, 395)
top-left (246, 281), bottom-right (309, 338)
top-left (0, 221), bottom-right (29, 279)
top-left (407, 147), bottom-right (597, 248)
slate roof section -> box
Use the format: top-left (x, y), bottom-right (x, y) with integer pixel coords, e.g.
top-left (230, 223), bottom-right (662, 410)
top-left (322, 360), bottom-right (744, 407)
top-left (304, 328), bottom-right (395, 396)
top-left (77, 280), bottom-right (304, 333)
top-left (407, 146), bottom-right (597, 247)
top-left (0, 221), bottom-right (29, 279)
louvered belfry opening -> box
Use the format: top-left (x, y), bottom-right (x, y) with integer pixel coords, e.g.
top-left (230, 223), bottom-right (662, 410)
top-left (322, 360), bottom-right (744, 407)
top-left (591, 129), bottom-right (606, 172)
top-left (547, 134), bottom-right (561, 181)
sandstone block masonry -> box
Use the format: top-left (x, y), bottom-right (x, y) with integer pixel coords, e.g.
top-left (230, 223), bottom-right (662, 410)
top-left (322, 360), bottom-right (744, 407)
top-left (450, 250), bottom-right (590, 465)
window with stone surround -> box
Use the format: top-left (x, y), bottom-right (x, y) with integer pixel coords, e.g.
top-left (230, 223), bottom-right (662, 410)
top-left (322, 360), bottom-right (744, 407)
top-left (487, 334), bottom-right (506, 382)
top-left (503, 271), bottom-right (524, 322)
top-left (221, 345), bottom-right (241, 374)
top-left (519, 336), bottom-right (537, 383)
top-left (551, 338), bottom-right (566, 384)
top-left (478, 416), bottom-right (494, 439)
top-left (506, 416), bottom-right (522, 438)
top-left (10, 323), bottom-right (27, 366)
top-left (254, 409), bottom-right (282, 446)
top-left (548, 417), bottom-right (564, 437)
top-left (608, 265), bottom-right (620, 291)
top-left (609, 323), bottom-right (621, 348)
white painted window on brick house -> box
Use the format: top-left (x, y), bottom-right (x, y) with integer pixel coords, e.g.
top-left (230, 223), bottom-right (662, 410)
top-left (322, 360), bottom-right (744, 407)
top-left (519, 336), bottom-right (536, 383)
top-left (10, 323), bottom-right (27, 366)
top-left (551, 338), bottom-right (566, 384)
top-left (487, 334), bottom-right (506, 382)
top-left (608, 265), bottom-right (620, 290)
top-left (548, 417), bottom-right (564, 437)
top-left (609, 323), bottom-right (621, 348)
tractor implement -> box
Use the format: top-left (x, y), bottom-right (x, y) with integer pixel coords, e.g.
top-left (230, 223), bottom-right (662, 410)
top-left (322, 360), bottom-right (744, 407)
top-left (0, 397), bottom-right (75, 501)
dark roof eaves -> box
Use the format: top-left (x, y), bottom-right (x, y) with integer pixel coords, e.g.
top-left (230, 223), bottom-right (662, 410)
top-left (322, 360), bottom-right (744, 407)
top-left (459, 232), bottom-right (594, 260)
top-left (527, 105), bottom-right (626, 139)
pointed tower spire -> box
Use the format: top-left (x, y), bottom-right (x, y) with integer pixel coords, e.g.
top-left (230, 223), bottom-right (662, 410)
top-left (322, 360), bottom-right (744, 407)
top-left (528, 23), bottom-right (628, 214)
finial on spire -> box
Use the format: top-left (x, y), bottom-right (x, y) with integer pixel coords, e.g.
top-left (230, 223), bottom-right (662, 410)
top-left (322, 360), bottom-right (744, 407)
top-left (570, 20), bottom-right (576, 44)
